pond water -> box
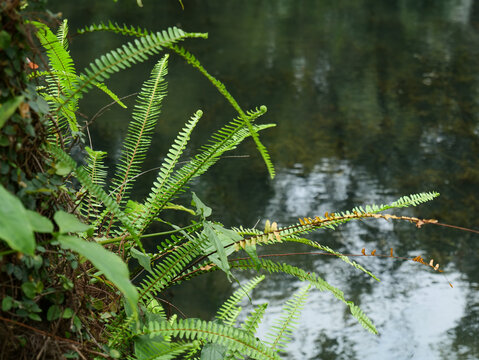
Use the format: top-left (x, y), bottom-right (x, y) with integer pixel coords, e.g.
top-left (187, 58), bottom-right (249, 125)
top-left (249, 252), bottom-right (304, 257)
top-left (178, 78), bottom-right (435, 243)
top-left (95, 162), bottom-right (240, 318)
top-left (47, 1), bottom-right (479, 359)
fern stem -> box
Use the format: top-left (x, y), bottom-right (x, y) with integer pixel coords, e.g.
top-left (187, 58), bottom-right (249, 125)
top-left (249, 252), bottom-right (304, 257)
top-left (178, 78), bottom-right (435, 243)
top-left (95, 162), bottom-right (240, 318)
top-left (97, 223), bottom-right (200, 245)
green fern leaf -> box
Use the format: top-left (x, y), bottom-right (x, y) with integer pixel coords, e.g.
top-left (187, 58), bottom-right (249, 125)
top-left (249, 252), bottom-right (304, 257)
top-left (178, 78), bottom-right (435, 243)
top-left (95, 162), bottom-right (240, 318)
top-left (137, 110), bottom-right (203, 231)
top-left (138, 108), bottom-right (272, 232)
top-left (137, 318), bottom-right (280, 360)
top-left (58, 28), bottom-right (206, 114)
top-left (265, 285), bottom-right (310, 351)
top-left (111, 55), bottom-right (170, 205)
top-left (216, 275), bottom-right (265, 326)
top-left (47, 145), bottom-right (140, 246)
top-left (169, 45), bottom-right (275, 179)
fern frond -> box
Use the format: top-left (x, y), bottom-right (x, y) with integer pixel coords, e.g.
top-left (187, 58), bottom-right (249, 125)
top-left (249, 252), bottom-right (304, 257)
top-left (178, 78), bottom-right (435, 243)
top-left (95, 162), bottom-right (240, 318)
top-left (136, 318), bottom-right (280, 360)
top-left (56, 19), bottom-right (69, 51)
top-left (231, 258), bottom-right (377, 334)
top-left (79, 146), bottom-right (108, 220)
top-left (216, 275), bottom-right (265, 326)
top-left (136, 110), bottom-right (203, 231)
top-left (133, 336), bottom-right (198, 360)
top-left (169, 45), bottom-right (275, 179)
top-left (47, 145), bottom-right (140, 245)
top-left (138, 240), bottom-right (201, 302)
top-left (284, 237), bottom-right (379, 281)
top-left (111, 55), bottom-right (170, 206)
top-left (137, 108), bottom-right (272, 233)
top-left (265, 285), bottom-right (310, 351)
top-left (78, 21), bottom-right (150, 37)
top-left (30, 20), bottom-right (79, 137)
top-left (241, 303), bottom-right (268, 335)
top-left (55, 27), bottom-right (205, 117)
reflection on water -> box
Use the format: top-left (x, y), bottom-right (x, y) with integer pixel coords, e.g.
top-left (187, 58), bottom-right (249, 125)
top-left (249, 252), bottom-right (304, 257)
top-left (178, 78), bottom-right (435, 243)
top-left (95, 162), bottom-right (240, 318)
top-left (49, 0), bottom-right (479, 358)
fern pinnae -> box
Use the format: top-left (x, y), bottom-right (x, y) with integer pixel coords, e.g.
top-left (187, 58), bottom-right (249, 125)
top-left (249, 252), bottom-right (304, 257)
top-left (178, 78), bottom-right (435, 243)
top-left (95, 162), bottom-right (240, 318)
top-left (136, 318), bottom-right (281, 360)
top-left (137, 110), bottom-right (203, 232)
top-left (169, 44), bottom-right (276, 179)
top-left (216, 275), bottom-right (265, 326)
top-left (48, 145), bottom-right (141, 246)
top-left (111, 55), bottom-right (170, 205)
top-left (58, 28), bottom-right (207, 115)
top-left (139, 108), bottom-right (270, 232)
top-left (231, 258), bottom-right (377, 334)
top-left (266, 285), bottom-right (310, 352)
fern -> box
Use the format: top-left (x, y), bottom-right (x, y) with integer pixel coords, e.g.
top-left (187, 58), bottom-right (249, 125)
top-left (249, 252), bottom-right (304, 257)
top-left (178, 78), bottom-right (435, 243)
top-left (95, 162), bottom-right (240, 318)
top-left (110, 55), bottom-right (170, 206)
top-left (137, 107), bottom-right (273, 233)
top-left (135, 318), bottom-right (281, 360)
top-left (76, 21), bottom-right (276, 178)
top-left (48, 145), bottom-right (140, 246)
top-left (78, 21), bottom-right (150, 37)
top-left (30, 20), bottom-right (79, 139)
top-left (57, 27), bottom-right (206, 116)
top-left (137, 240), bottom-right (202, 302)
top-left (169, 45), bottom-right (276, 179)
top-left (79, 146), bottom-right (108, 220)
top-left (216, 275), bottom-right (265, 326)
top-left (231, 258), bottom-right (378, 334)
top-left (135, 109), bottom-right (203, 232)
top-left (265, 285), bottom-right (311, 352)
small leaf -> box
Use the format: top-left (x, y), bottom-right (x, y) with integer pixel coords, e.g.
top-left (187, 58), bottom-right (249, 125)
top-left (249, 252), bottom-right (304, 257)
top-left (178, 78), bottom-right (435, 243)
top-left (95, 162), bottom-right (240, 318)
top-left (54, 160), bottom-right (73, 176)
top-left (244, 244), bottom-right (261, 271)
top-left (2, 296), bottom-right (13, 311)
top-left (62, 307), bottom-right (73, 319)
top-left (21, 282), bottom-right (37, 299)
top-left (0, 184), bottom-right (35, 254)
top-left (192, 192), bottom-right (212, 218)
top-left (130, 247), bottom-right (152, 274)
top-left (54, 211), bottom-right (91, 234)
top-left (47, 304), bottom-right (61, 321)
top-left (58, 235), bottom-right (138, 316)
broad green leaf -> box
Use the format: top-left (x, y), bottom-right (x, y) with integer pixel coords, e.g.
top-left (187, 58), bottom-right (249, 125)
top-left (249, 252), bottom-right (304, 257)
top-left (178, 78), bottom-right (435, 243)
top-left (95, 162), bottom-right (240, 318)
top-left (54, 210), bottom-right (91, 234)
top-left (58, 235), bottom-right (138, 315)
top-left (200, 343), bottom-right (227, 360)
top-left (0, 184), bottom-right (35, 254)
top-left (0, 96), bottom-right (24, 129)
top-left (25, 210), bottom-right (53, 233)
top-left (203, 223), bottom-right (229, 276)
top-left (192, 192), bottom-right (212, 218)
top-left (130, 247), bottom-right (153, 274)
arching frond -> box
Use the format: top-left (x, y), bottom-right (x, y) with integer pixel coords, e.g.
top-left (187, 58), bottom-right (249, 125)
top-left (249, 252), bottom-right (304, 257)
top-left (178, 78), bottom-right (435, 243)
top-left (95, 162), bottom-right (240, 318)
top-left (169, 45), bottom-right (275, 179)
top-left (135, 318), bottom-right (281, 360)
top-left (231, 258), bottom-right (377, 334)
top-left (137, 107), bottom-right (273, 233)
top-left (265, 285), bottom-right (310, 352)
top-left (111, 55), bottom-right (170, 205)
top-left (216, 275), bottom-right (265, 326)
top-left (57, 28), bottom-right (207, 115)
top-left (78, 21), bottom-right (150, 37)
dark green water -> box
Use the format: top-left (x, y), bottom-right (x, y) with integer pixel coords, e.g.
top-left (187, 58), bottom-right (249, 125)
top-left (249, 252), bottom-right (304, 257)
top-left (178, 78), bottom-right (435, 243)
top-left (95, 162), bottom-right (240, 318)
top-left (47, 1), bottom-right (479, 359)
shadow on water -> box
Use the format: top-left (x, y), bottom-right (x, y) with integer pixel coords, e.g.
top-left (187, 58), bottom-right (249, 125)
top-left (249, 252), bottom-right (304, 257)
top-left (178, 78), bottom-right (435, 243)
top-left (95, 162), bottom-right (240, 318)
top-left (47, 1), bottom-right (479, 358)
